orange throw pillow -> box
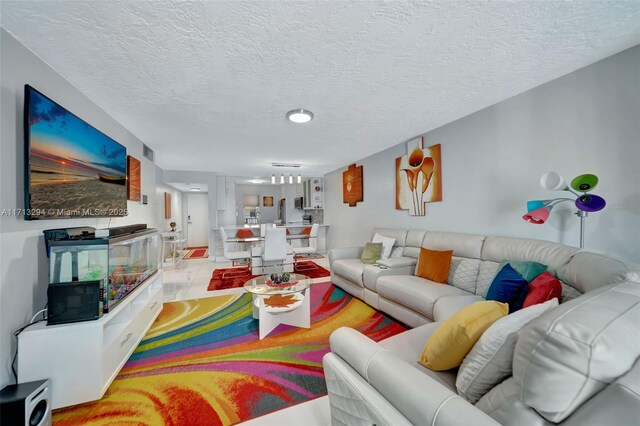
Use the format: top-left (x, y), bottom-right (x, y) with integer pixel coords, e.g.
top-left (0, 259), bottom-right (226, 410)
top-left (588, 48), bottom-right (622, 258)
top-left (301, 227), bottom-right (312, 235)
top-left (235, 229), bottom-right (254, 238)
top-left (416, 248), bottom-right (453, 284)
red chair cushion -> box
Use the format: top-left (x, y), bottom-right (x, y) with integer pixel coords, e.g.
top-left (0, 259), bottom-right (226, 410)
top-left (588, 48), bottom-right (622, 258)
top-left (235, 229), bottom-right (254, 238)
top-left (301, 227), bottom-right (312, 235)
top-left (522, 271), bottom-right (562, 308)
top-left (286, 228), bottom-right (291, 235)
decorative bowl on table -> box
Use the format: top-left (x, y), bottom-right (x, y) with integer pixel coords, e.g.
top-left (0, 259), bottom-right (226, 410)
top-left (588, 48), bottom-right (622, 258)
top-left (265, 272), bottom-right (298, 288)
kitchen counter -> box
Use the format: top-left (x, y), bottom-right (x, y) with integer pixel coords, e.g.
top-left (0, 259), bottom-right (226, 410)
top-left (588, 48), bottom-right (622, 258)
top-left (214, 224), bottom-right (329, 230)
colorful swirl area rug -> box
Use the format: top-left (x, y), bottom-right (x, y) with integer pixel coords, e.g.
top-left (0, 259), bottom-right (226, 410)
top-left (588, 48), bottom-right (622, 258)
top-left (52, 281), bottom-right (406, 425)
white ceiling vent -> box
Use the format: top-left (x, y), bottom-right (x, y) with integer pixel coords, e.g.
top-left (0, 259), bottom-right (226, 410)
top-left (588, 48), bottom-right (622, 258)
top-left (142, 144), bottom-right (154, 162)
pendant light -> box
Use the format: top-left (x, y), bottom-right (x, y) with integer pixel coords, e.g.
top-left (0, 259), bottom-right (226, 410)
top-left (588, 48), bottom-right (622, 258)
top-left (297, 174), bottom-right (301, 184)
top-left (280, 174), bottom-right (284, 184)
top-left (289, 174), bottom-right (293, 184)
top-left (271, 174), bottom-right (276, 184)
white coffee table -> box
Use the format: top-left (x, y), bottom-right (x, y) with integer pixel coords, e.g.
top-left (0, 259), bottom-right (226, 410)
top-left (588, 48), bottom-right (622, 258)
top-left (243, 274), bottom-right (311, 339)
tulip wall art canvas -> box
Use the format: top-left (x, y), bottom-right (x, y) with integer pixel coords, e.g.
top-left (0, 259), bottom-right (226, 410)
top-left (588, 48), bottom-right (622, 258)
top-left (395, 137), bottom-right (442, 216)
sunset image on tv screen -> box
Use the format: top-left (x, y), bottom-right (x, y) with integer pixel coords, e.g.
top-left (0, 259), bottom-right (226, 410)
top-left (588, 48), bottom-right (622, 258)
top-left (26, 86), bottom-right (127, 219)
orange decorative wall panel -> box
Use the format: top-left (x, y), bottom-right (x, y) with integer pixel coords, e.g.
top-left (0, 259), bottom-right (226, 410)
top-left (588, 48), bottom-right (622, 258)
top-left (127, 155), bottom-right (141, 201)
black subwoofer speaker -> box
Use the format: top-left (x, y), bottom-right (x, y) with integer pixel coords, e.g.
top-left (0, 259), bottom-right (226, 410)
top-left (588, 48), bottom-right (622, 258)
top-left (0, 379), bottom-right (51, 426)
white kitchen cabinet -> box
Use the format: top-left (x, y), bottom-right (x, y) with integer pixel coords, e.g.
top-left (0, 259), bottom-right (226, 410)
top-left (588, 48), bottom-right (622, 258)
top-left (303, 177), bottom-right (323, 209)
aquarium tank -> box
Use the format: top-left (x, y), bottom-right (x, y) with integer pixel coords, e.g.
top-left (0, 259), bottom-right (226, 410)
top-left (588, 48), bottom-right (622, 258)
top-left (48, 229), bottom-right (159, 312)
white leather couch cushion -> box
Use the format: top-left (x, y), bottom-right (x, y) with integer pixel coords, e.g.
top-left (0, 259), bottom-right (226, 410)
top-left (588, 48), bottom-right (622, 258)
top-left (456, 298), bottom-right (558, 404)
top-left (330, 327), bottom-right (386, 380)
top-left (475, 378), bottom-right (549, 426)
top-left (422, 231), bottom-right (485, 259)
top-left (512, 280), bottom-right (640, 423)
top-left (563, 252), bottom-right (640, 293)
top-left (404, 230), bottom-right (427, 258)
top-left (404, 230), bottom-right (427, 259)
top-left (448, 257), bottom-right (481, 293)
top-left (333, 259), bottom-right (366, 286)
top-left (475, 261), bottom-right (500, 296)
top-left (481, 236), bottom-right (577, 276)
top-left (373, 233), bottom-right (396, 259)
top-left (432, 295), bottom-right (484, 322)
top-left (377, 275), bottom-right (474, 319)
top-left (560, 358), bottom-right (640, 426)
top-left (379, 322), bottom-right (457, 390)
top-left (406, 229), bottom-right (427, 248)
top-left (372, 228), bottom-right (407, 247)
top-left (378, 257), bottom-right (418, 269)
top-left (390, 246), bottom-right (404, 258)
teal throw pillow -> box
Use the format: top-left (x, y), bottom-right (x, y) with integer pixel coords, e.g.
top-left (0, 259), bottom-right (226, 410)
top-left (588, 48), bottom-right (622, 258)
top-left (497, 260), bottom-right (547, 282)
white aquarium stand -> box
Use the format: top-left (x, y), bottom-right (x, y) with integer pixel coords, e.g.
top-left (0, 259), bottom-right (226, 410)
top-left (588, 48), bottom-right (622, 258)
top-left (18, 270), bottom-right (164, 409)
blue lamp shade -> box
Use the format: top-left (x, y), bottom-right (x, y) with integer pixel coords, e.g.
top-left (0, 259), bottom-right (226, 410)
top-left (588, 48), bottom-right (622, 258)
top-left (576, 194), bottom-right (606, 212)
top-left (526, 200), bottom-right (544, 212)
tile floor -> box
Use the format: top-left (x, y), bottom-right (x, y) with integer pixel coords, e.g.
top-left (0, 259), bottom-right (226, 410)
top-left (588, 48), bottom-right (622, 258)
top-left (161, 255), bottom-right (333, 425)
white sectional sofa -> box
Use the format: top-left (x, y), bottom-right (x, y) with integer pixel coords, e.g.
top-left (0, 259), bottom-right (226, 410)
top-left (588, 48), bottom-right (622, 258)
top-left (325, 228), bottom-right (640, 425)
top-left (329, 228), bottom-right (634, 326)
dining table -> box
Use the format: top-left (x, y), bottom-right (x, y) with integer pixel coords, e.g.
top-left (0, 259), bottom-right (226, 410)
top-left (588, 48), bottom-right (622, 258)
top-left (225, 234), bottom-right (310, 245)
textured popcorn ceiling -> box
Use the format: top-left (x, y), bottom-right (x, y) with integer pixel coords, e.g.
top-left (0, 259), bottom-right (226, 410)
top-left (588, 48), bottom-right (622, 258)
top-left (2, 1), bottom-right (639, 176)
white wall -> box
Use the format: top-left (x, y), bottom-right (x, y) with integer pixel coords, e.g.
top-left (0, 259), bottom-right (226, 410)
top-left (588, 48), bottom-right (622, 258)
top-left (155, 178), bottom-right (183, 234)
top-left (0, 29), bottom-right (159, 387)
top-left (217, 177), bottom-right (237, 227)
top-left (324, 45), bottom-right (640, 263)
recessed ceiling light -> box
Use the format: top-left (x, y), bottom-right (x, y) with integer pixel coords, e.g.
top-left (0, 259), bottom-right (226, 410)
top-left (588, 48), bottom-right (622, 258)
top-left (286, 109), bottom-right (314, 124)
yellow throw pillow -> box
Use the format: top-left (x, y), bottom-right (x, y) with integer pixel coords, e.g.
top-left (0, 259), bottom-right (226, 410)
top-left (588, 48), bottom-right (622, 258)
top-left (416, 248), bottom-right (453, 284)
top-left (419, 301), bottom-right (508, 371)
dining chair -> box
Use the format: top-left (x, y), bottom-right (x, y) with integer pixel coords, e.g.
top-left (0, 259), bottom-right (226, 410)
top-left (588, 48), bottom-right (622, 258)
top-left (293, 224), bottom-right (320, 271)
top-left (263, 227), bottom-right (287, 271)
top-left (219, 227), bottom-right (251, 278)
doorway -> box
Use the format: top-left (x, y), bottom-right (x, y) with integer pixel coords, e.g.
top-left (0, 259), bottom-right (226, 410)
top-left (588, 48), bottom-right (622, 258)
top-left (187, 193), bottom-right (209, 247)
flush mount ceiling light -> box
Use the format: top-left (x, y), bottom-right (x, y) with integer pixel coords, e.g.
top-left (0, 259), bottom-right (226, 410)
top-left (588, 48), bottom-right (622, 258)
top-left (190, 187), bottom-right (201, 192)
top-left (286, 109), bottom-right (314, 124)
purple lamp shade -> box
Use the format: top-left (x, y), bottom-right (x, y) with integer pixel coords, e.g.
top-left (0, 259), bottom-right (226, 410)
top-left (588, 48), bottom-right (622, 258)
top-left (523, 207), bottom-right (551, 224)
top-left (576, 194), bottom-right (606, 212)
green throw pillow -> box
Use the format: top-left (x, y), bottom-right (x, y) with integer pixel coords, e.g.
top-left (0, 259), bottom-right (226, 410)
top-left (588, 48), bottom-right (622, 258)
top-left (361, 242), bottom-right (383, 264)
top-left (497, 260), bottom-right (548, 282)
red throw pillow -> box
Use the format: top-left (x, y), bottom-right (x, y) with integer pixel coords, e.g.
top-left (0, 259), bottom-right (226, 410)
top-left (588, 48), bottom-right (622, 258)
top-left (522, 271), bottom-right (562, 308)
top-left (286, 228), bottom-right (291, 235)
top-left (235, 229), bottom-right (254, 238)
top-left (301, 227), bottom-right (312, 235)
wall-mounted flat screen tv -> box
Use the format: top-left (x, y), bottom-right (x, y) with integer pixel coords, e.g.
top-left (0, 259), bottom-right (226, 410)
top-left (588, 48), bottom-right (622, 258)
top-left (24, 85), bottom-right (128, 220)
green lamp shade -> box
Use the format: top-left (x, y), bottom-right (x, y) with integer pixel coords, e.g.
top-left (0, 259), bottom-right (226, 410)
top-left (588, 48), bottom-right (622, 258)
top-left (571, 174), bottom-right (598, 192)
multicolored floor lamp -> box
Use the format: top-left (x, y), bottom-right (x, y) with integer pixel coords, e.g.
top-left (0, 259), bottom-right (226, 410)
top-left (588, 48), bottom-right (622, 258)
top-left (523, 172), bottom-right (606, 249)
